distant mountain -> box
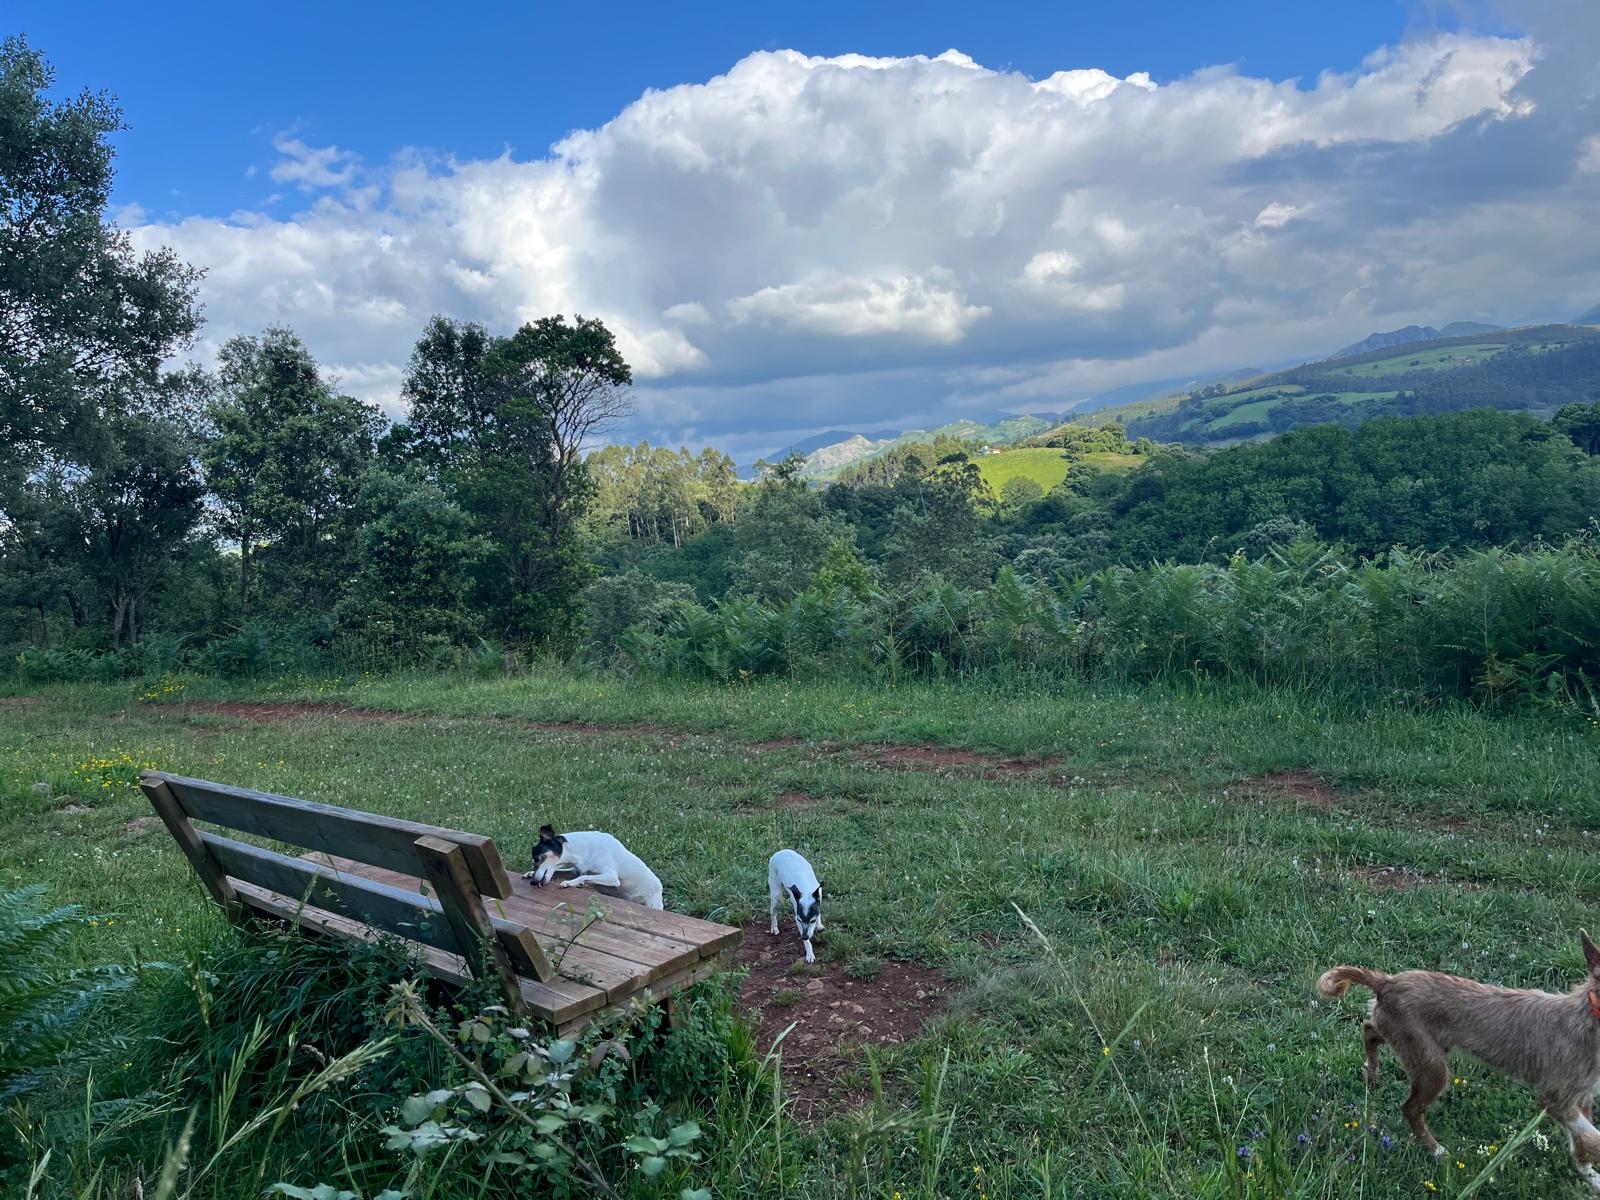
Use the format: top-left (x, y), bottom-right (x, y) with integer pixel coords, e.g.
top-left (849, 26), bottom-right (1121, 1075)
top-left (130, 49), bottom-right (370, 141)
top-left (1333, 325), bottom-right (1440, 359)
top-left (741, 428), bottom-right (864, 478)
top-left (1438, 321), bottom-right (1504, 338)
top-left (1071, 368), bottom-right (1265, 414)
top-left (802, 433), bottom-right (890, 475)
top-left (1575, 301), bottom-right (1600, 325)
top-left (1083, 323), bottom-right (1600, 447)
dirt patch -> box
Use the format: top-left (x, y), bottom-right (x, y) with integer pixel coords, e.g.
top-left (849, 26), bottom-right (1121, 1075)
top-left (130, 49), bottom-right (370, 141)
top-left (0, 696), bottom-right (41, 709)
top-left (1235, 769), bottom-right (1341, 809)
top-left (747, 737), bottom-right (805, 752)
top-left (523, 719), bottom-right (674, 738)
top-left (736, 920), bottom-right (946, 1118)
top-left (122, 816), bottom-right (160, 837)
top-left (1353, 864), bottom-right (1482, 892)
top-left (775, 790), bottom-right (827, 808)
top-left (857, 744), bottom-right (1058, 779)
top-left (173, 701), bottom-right (413, 724)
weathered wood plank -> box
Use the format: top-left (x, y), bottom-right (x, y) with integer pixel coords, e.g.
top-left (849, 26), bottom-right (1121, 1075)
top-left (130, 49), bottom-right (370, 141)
top-left (318, 856), bottom-right (703, 987)
top-left (510, 876), bottom-right (742, 958)
top-left (142, 777), bottom-right (242, 920)
top-left (415, 836), bottom-right (526, 1015)
top-left (557, 952), bottom-right (736, 1038)
top-left (146, 770), bottom-right (512, 898)
top-left (229, 881), bottom-right (604, 1026)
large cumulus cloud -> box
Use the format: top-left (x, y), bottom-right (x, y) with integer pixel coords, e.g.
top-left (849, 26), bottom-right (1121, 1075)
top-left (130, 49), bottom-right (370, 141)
top-left (128, 8), bottom-right (1600, 458)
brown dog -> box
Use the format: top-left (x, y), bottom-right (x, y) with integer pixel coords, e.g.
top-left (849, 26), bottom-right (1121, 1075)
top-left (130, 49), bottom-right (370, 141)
top-left (1318, 932), bottom-right (1600, 1193)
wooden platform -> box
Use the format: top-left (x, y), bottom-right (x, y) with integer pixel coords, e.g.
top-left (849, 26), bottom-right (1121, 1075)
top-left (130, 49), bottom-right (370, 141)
top-left (140, 770), bottom-right (741, 1034)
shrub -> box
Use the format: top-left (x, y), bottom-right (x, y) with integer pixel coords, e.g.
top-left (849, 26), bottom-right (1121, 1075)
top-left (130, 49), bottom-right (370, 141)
top-left (0, 885), bottom-right (141, 1100)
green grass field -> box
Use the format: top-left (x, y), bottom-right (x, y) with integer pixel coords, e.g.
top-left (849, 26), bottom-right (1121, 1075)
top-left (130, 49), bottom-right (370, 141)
top-left (1327, 344), bottom-right (1504, 380)
top-left (5, 669), bottom-right (1600, 1197)
top-left (977, 448), bottom-right (1142, 493)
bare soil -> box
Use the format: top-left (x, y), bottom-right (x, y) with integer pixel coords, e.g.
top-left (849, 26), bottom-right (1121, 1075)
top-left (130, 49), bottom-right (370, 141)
top-left (856, 743), bottom-right (1059, 779)
top-left (735, 919), bottom-right (946, 1118)
top-left (1235, 768), bottom-right (1341, 808)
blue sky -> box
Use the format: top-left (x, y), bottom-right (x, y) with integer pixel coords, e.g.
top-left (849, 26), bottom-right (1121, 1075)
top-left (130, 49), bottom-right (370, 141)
top-left (11, 1), bottom-right (1597, 458)
top-left (20, 0), bottom-right (1420, 217)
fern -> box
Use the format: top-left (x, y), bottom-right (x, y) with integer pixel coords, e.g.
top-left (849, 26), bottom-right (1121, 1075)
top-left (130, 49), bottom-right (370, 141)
top-left (0, 884), bottom-right (141, 1100)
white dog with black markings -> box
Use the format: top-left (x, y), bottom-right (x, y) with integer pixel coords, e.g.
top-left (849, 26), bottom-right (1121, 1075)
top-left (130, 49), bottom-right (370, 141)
top-left (523, 824), bottom-right (664, 910)
top-left (768, 848), bottom-right (824, 963)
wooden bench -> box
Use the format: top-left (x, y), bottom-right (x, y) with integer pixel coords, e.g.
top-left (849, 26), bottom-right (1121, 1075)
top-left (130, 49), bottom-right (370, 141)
top-left (140, 770), bottom-right (741, 1033)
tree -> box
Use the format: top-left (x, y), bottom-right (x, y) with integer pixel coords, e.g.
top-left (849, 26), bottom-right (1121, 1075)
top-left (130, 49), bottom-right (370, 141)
top-left (999, 477), bottom-right (1044, 512)
top-left (335, 469), bottom-right (490, 658)
top-left (390, 314), bottom-right (634, 647)
top-left (203, 329), bottom-right (383, 614)
top-left (0, 37), bottom-right (200, 491)
top-left (1, 408), bottom-right (205, 648)
top-left (1554, 401), bottom-right (1600, 456)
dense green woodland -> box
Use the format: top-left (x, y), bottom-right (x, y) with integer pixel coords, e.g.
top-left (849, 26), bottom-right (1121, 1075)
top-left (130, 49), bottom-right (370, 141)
top-left (4, 37), bottom-right (1600, 714)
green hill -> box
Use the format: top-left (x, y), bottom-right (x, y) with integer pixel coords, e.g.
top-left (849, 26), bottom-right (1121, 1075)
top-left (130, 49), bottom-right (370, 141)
top-left (1085, 323), bottom-right (1600, 445)
top-left (974, 446), bottom-right (1142, 493)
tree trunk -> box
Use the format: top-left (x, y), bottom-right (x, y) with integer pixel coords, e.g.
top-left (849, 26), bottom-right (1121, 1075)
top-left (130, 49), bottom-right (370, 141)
top-left (111, 592), bottom-right (130, 650)
top-left (240, 540), bottom-right (252, 616)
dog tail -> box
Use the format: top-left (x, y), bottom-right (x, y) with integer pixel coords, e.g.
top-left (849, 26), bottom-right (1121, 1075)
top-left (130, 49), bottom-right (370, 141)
top-left (1316, 965), bottom-right (1388, 999)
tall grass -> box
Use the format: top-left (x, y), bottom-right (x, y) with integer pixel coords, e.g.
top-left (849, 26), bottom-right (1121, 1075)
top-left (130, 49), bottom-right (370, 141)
top-left (621, 537), bottom-right (1600, 716)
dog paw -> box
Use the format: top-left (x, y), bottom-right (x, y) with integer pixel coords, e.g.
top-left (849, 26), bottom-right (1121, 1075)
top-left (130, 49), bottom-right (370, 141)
top-left (1430, 1144), bottom-right (1449, 1158)
top-left (559, 880), bottom-right (580, 888)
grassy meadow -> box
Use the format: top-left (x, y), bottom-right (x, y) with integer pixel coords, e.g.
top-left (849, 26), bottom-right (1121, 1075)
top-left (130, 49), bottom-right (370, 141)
top-left (4, 668), bottom-right (1600, 1197)
top-left (976, 448), bottom-right (1143, 493)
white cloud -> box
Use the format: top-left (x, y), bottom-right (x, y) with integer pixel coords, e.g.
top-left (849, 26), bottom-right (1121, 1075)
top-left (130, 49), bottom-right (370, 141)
top-left (1253, 202), bottom-right (1305, 229)
top-left (269, 134), bottom-right (358, 190)
top-left (727, 271), bottom-right (989, 342)
top-left (127, 21), bottom-right (1600, 450)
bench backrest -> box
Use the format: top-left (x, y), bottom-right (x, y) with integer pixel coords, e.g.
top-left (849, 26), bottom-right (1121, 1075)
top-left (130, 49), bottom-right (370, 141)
top-left (147, 771), bottom-right (514, 897)
top-left (140, 770), bottom-right (549, 1005)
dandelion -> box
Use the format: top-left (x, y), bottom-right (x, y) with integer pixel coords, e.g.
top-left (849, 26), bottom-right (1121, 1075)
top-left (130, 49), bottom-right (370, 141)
top-left (1424, 1182), bottom-right (1438, 1193)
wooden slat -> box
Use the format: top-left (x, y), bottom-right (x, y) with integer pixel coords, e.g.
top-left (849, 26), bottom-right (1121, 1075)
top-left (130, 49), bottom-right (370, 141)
top-left (205, 834), bottom-right (544, 976)
top-left (557, 952), bottom-right (735, 1038)
top-left (315, 857), bottom-right (713, 992)
top-left (148, 770), bottom-right (512, 898)
top-left (142, 778), bottom-right (242, 920)
top-left (230, 881), bottom-right (605, 1026)
top-left (510, 876), bottom-right (742, 958)
top-left (206, 832), bottom-right (455, 949)
top-left (415, 836), bottom-right (527, 1015)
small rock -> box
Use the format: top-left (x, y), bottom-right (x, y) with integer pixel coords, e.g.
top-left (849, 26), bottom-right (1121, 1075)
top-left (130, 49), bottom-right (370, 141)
top-left (60, 803), bottom-right (90, 815)
top-left (31, 782), bottom-right (51, 796)
top-left (804, 979), bottom-right (825, 994)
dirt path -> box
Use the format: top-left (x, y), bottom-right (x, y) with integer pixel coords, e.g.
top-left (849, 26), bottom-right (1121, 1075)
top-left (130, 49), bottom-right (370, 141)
top-left (734, 918), bottom-right (946, 1118)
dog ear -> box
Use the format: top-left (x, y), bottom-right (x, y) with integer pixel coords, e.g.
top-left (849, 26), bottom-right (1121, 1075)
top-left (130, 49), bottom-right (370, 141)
top-left (1582, 930), bottom-right (1600, 971)
top-left (789, 884), bottom-right (801, 902)
top-left (538, 824), bottom-right (556, 841)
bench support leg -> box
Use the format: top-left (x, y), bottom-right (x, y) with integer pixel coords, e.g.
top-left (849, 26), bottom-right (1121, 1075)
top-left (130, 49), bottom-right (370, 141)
top-left (142, 777), bottom-right (243, 922)
top-left (415, 836), bottom-right (527, 1017)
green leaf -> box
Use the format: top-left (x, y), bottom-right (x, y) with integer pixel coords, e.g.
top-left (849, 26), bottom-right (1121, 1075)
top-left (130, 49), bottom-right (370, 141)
top-left (399, 1095), bottom-right (433, 1125)
top-left (534, 1113), bottom-right (565, 1134)
top-left (547, 1038), bottom-right (576, 1064)
top-left (640, 1155), bottom-right (667, 1178)
top-left (666, 1120), bottom-right (701, 1147)
top-left (624, 1134), bottom-right (667, 1155)
top-left (681, 1190), bottom-right (712, 1200)
top-left (462, 1083), bottom-right (491, 1113)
